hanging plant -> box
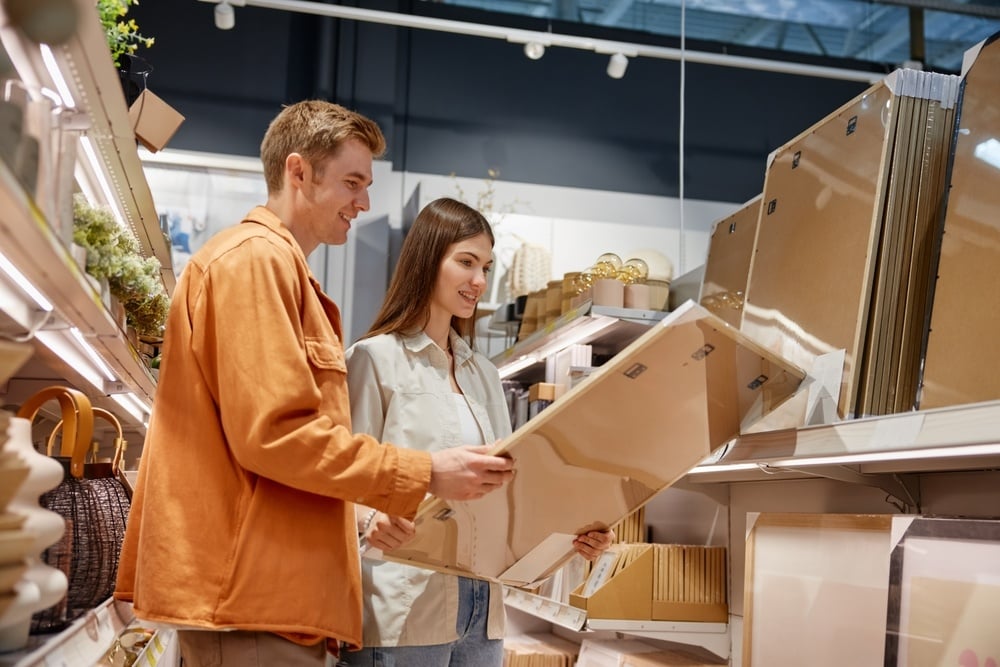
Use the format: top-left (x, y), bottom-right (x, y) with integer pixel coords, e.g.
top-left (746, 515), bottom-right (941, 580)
top-left (96, 0), bottom-right (154, 68)
top-left (72, 194), bottom-right (170, 338)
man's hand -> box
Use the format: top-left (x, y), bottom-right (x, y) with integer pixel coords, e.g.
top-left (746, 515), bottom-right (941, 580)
top-left (428, 444), bottom-right (514, 501)
top-left (364, 512), bottom-right (416, 552)
top-left (573, 529), bottom-right (615, 561)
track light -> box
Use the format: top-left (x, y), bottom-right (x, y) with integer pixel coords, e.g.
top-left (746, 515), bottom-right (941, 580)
top-left (607, 52), bottom-right (628, 79)
top-left (524, 41), bottom-right (545, 60)
top-left (215, 1), bottom-right (235, 30)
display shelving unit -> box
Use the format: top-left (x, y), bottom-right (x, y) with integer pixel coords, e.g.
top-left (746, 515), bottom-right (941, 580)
top-left (493, 301), bottom-right (733, 660)
top-left (0, 1), bottom-right (177, 664)
top-left (494, 297), bottom-right (1000, 664)
top-left (0, 0), bottom-right (170, 431)
top-left (491, 301), bottom-right (666, 383)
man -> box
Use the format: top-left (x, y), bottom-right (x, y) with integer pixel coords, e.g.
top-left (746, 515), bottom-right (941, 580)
top-left (114, 101), bottom-right (514, 667)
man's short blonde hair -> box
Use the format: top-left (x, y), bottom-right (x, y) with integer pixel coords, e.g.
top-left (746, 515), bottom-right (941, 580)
top-left (260, 100), bottom-right (386, 193)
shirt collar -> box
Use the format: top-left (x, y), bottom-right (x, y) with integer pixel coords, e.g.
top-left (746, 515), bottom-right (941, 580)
top-left (242, 206), bottom-right (302, 253)
top-left (400, 329), bottom-right (473, 363)
top-left (242, 205), bottom-right (321, 290)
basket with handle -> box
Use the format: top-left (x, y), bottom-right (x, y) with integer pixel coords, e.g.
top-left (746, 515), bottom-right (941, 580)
top-left (49, 407), bottom-right (133, 501)
top-left (16, 387), bottom-right (131, 634)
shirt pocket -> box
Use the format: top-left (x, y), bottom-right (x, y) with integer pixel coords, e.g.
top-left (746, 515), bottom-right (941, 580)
top-left (305, 337), bottom-right (347, 373)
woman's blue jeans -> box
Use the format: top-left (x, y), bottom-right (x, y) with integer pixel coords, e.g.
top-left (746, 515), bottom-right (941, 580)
top-left (340, 577), bottom-right (503, 667)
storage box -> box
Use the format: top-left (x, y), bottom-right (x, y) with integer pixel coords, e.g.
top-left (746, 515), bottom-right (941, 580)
top-left (568, 543), bottom-right (728, 622)
top-left (650, 544), bottom-right (727, 623)
top-left (128, 89), bottom-right (185, 153)
top-left (528, 382), bottom-right (564, 403)
top-left (569, 544), bottom-right (654, 620)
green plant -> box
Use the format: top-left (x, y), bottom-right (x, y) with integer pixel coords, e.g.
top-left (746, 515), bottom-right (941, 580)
top-left (97, 0), bottom-right (154, 68)
top-left (72, 194), bottom-right (170, 338)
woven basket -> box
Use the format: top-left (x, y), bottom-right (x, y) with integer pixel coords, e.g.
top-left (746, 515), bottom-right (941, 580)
top-left (507, 242), bottom-right (552, 299)
top-left (16, 388), bottom-right (130, 634)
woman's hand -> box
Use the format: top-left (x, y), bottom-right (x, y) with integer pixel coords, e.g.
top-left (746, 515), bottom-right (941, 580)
top-left (572, 529), bottom-right (615, 561)
top-left (364, 512), bottom-right (417, 552)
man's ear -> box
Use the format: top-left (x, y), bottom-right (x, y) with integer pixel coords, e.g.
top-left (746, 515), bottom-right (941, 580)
top-left (285, 153), bottom-right (308, 190)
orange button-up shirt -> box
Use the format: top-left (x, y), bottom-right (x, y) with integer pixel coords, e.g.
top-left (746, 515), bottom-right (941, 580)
top-left (115, 207), bottom-right (432, 650)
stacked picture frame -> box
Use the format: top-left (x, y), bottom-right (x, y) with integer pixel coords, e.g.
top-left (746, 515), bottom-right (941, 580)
top-left (918, 33), bottom-right (1000, 409)
top-left (737, 68), bottom-right (960, 419)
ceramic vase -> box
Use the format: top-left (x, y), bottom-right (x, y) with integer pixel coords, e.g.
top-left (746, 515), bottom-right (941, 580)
top-left (0, 414), bottom-right (68, 652)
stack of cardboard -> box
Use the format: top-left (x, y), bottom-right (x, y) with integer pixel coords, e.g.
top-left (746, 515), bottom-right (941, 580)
top-left (502, 632), bottom-right (579, 666)
top-left (577, 638), bottom-right (725, 666)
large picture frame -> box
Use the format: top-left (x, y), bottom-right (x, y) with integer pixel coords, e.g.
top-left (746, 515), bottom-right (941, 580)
top-left (743, 512), bottom-right (893, 667)
top-left (884, 516), bottom-right (1000, 666)
top-left (375, 301), bottom-right (805, 587)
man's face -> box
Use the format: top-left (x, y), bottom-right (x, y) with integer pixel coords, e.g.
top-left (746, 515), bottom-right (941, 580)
top-left (298, 138), bottom-right (374, 247)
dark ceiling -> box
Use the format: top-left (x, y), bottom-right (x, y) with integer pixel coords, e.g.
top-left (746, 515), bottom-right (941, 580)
top-left (428, 0), bottom-right (1000, 71)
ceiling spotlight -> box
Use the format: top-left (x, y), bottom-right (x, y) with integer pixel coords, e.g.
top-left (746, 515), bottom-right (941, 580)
top-left (607, 52), bottom-right (628, 79)
top-left (524, 41), bottom-right (545, 60)
top-left (214, 1), bottom-right (235, 30)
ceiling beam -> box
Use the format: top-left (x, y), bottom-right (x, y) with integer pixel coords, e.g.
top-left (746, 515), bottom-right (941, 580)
top-left (852, 15), bottom-right (911, 60)
top-left (596, 0), bottom-right (637, 27)
top-left (875, 0), bottom-right (1000, 19)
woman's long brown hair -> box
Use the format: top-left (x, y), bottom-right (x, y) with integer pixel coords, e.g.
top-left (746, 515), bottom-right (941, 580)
top-left (364, 197), bottom-right (495, 344)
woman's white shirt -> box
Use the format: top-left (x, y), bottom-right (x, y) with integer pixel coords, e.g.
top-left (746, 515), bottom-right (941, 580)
top-left (344, 330), bottom-right (512, 647)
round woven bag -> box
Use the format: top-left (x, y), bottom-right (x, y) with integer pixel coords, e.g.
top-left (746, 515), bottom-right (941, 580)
top-left (507, 242), bottom-right (552, 299)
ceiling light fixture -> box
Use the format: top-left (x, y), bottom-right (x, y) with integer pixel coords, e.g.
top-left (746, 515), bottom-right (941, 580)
top-left (607, 52), bottom-right (628, 79)
top-left (207, 0), bottom-right (881, 83)
top-left (524, 41), bottom-right (545, 60)
top-left (215, 1), bottom-right (236, 30)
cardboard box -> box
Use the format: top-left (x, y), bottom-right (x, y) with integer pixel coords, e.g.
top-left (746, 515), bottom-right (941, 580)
top-left (128, 89), bottom-right (185, 152)
top-left (569, 545), bottom-right (654, 620)
top-left (528, 382), bottom-right (564, 402)
top-left (568, 544), bottom-right (728, 623)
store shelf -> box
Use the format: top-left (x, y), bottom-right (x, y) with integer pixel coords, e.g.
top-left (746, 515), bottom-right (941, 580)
top-left (0, 597), bottom-right (128, 667)
top-left (0, 598), bottom-right (177, 667)
top-left (687, 400), bottom-right (1000, 484)
top-left (585, 619), bottom-right (730, 660)
top-left (491, 301), bottom-right (662, 382)
top-left (503, 587), bottom-right (730, 659)
top-left (0, 160), bottom-right (155, 424)
top-left (0, 1), bottom-right (167, 432)
top-left (504, 586), bottom-right (588, 631)
top-left (0, 0), bottom-right (175, 293)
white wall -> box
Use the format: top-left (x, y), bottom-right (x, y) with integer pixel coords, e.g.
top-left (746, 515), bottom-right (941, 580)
top-left (386, 169), bottom-right (740, 278)
top-left (142, 151), bottom-right (742, 339)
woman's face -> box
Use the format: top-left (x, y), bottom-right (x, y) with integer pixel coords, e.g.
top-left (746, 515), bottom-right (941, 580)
top-left (430, 232), bottom-right (494, 321)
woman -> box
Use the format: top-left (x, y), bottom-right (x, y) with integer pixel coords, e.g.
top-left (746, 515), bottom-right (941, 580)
top-left (343, 197), bottom-right (612, 666)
